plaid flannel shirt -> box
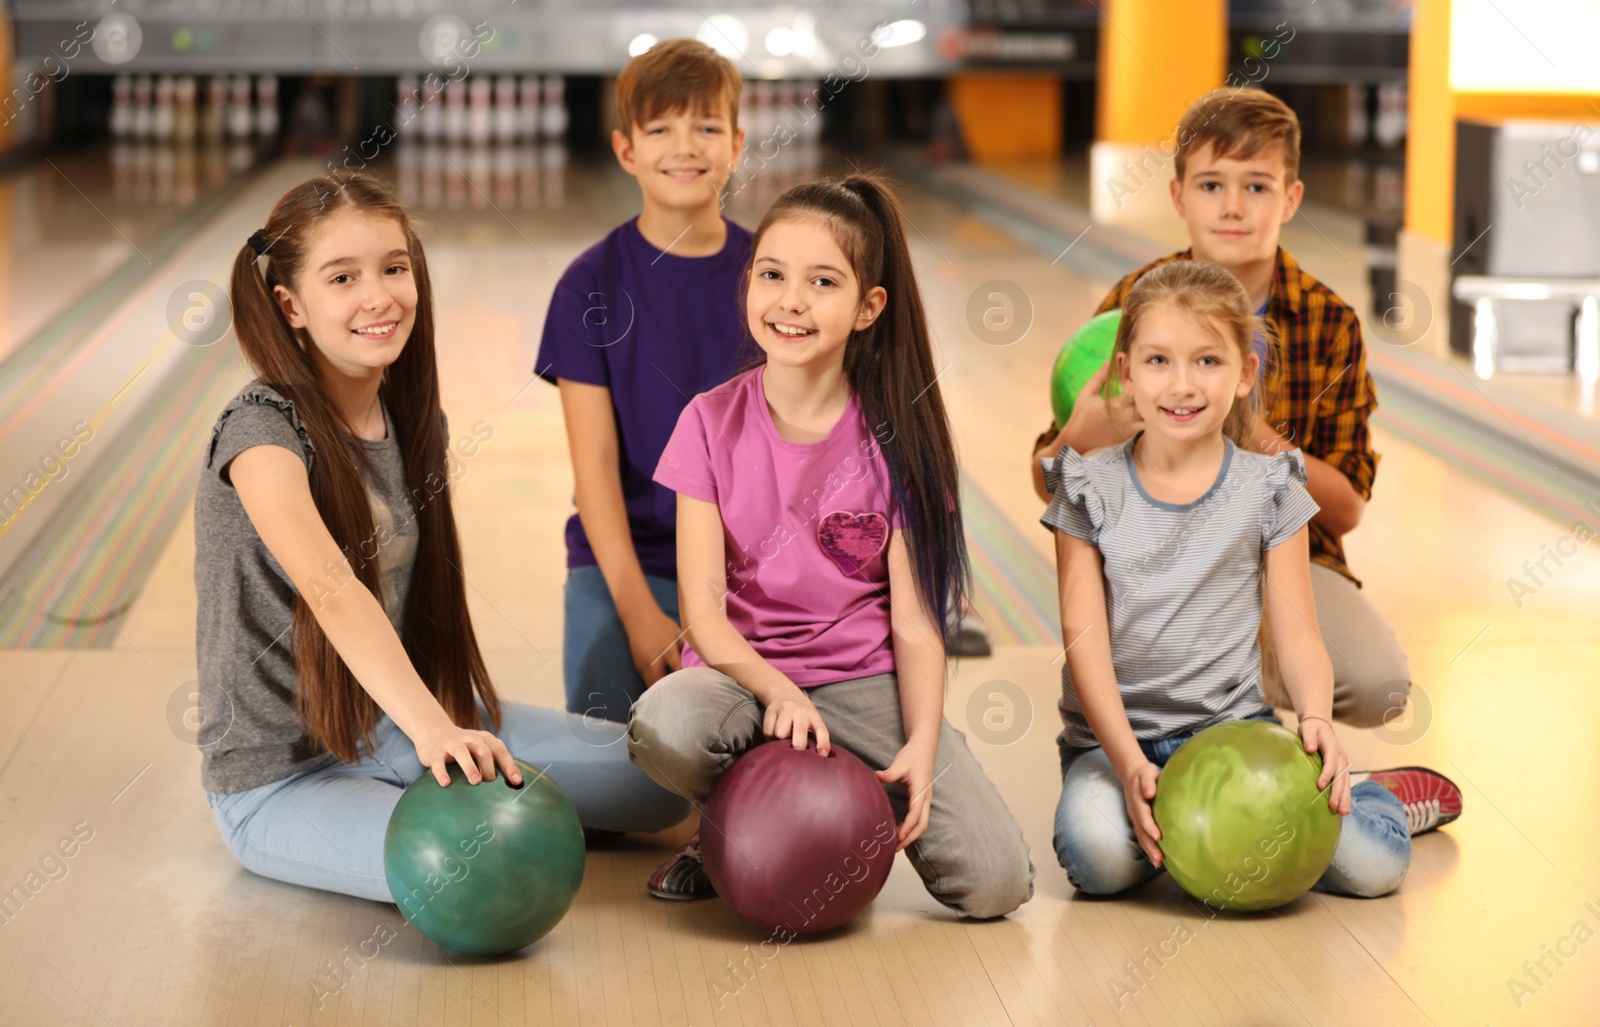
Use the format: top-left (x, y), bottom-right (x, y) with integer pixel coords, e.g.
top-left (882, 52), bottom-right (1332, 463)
top-left (1042, 246), bottom-right (1378, 583)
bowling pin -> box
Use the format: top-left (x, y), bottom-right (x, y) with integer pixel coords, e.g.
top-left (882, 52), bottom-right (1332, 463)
top-left (256, 74), bottom-right (279, 137)
top-left (775, 81), bottom-right (798, 141)
top-left (751, 81), bottom-right (776, 145)
top-left (110, 75), bottom-right (133, 137)
top-left (798, 81), bottom-right (824, 143)
top-left (540, 75), bottom-right (568, 140)
top-left (395, 74), bottom-right (420, 137)
top-left (1345, 82), bottom-right (1369, 149)
top-left (228, 76), bottom-right (253, 139)
top-left (132, 75), bottom-right (154, 139)
top-left (519, 75), bottom-right (541, 139)
top-left (444, 79), bottom-right (468, 143)
top-left (493, 75), bottom-right (518, 143)
top-left (174, 75), bottom-right (198, 144)
top-left (203, 75), bottom-right (227, 142)
top-left (445, 142), bottom-right (469, 209)
top-left (468, 75), bottom-right (493, 144)
top-left (152, 76), bottom-right (175, 141)
top-left (419, 76), bottom-right (445, 142)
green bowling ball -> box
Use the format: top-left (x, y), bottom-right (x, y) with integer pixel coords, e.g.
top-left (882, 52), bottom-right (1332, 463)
top-left (1050, 309), bottom-right (1123, 426)
top-left (385, 758), bottom-right (585, 954)
top-left (1152, 720), bottom-right (1341, 912)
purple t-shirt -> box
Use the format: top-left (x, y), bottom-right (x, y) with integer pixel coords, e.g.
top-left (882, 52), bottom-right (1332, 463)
top-left (536, 217), bottom-right (753, 579)
top-left (654, 365), bottom-right (906, 687)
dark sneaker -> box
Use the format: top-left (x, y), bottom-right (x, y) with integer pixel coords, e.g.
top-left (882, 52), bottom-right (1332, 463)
top-left (1361, 767), bottom-right (1464, 836)
top-left (647, 834), bottom-right (716, 901)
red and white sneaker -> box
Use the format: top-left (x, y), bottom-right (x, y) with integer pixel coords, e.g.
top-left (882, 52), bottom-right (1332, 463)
top-left (1359, 767), bottom-right (1463, 836)
top-left (647, 833), bottom-right (716, 901)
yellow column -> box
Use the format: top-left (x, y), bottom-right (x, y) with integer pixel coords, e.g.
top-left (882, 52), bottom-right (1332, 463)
top-left (1091, 0), bottom-right (1226, 223)
top-left (1402, 0), bottom-right (1600, 356)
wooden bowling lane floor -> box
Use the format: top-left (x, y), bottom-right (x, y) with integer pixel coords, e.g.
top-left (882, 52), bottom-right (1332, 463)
top-left (1, 154), bottom-right (1597, 1024)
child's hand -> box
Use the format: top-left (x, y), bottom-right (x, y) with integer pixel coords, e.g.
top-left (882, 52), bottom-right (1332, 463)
top-left (1066, 361), bottom-right (1144, 448)
top-left (874, 738), bottom-right (938, 851)
top-left (413, 723), bottom-right (523, 788)
top-left (625, 606), bottom-right (685, 687)
top-left (1298, 716), bottom-right (1352, 815)
top-left (763, 687), bottom-right (831, 755)
top-left (1121, 761), bottom-right (1164, 867)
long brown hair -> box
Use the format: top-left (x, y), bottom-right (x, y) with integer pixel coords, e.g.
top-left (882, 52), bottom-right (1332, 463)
top-left (739, 173), bottom-right (970, 634)
top-left (1113, 259), bottom-right (1287, 700)
top-left (229, 171), bottom-right (499, 762)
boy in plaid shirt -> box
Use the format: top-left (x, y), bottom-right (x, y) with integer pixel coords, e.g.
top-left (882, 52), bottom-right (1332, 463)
top-left (1032, 88), bottom-right (1407, 730)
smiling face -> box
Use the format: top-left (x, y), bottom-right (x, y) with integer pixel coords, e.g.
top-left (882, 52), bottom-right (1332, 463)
top-left (1117, 300), bottom-right (1257, 445)
top-left (746, 217), bottom-right (886, 373)
top-left (1170, 142), bottom-right (1303, 271)
top-left (273, 209), bottom-right (417, 380)
top-left (613, 102), bottom-right (745, 213)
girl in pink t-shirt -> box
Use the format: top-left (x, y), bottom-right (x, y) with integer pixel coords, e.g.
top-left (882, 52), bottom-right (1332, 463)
top-left (628, 174), bottom-right (1034, 920)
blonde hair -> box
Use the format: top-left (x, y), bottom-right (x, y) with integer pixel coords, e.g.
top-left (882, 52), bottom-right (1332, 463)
top-left (1113, 259), bottom-right (1278, 449)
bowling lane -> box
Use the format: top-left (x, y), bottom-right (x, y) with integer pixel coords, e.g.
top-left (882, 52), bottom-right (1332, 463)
top-left (0, 140), bottom-right (266, 361)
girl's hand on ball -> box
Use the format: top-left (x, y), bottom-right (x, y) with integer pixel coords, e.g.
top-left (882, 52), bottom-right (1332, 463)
top-left (414, 723), bottom-right (522, 788)
top-left (763, 687), bottom-right (831, 756)
top-left (1300, 718), bottom-right (1352, 815)
top-left (1122, 762), bottom-right (1164, 866)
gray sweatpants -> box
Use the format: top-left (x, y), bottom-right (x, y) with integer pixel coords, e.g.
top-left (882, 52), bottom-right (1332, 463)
top-left (627, 666), bottom-right (1036, 920)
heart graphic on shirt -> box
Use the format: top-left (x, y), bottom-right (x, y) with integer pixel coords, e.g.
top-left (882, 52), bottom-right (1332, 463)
top-left (817, 511), bottom-right (889, 577)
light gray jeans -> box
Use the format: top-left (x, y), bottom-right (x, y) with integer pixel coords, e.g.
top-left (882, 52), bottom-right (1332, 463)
top-left (627, 666), bottom-right (1036, 920)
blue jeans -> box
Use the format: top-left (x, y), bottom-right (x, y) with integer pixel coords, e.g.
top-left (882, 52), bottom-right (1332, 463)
top-left (207, 702), bottom-right (692, 903)
top-left (1052, 711), bottom-right (1410, 900)
top-left (563, 563), bottom-right (680, 723)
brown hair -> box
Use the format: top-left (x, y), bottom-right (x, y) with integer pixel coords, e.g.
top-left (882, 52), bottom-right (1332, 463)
top-left (739, 173), bottom-right (970, 634)
top-left (228, 171), bottom-right (500, 763)
top-left (1174, 87), bottom-right (1301, 186)
top-left (1113, 259), bottom-right (1278, 449)
top-left (616, 38), bottom-right (742, 137)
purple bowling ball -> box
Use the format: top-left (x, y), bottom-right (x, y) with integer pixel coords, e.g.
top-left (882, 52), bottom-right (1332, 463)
top-left (701, 741), bottom-right (898, 935)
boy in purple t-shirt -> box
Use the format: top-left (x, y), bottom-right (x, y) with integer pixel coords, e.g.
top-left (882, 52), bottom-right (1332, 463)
top-left (536, 39), bottom-right (750, 724)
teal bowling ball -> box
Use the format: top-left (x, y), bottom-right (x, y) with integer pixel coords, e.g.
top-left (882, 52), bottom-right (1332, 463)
top-left (1050, 308), bottom-right (1123, 426)
top-left (384, 758), bottom-right (585, 954)
top-left (1152, 720), bottom-right (1342, 912)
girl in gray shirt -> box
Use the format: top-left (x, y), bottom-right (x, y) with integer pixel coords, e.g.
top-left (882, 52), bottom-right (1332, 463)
top-left (1042, 260), bottom-right (1461, 903)
top-left (197, 171), bottom-right (688, 904)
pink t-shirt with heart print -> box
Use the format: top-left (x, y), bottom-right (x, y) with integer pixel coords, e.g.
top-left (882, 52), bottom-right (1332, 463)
top-left (654, 364), bottom-right (906, 687)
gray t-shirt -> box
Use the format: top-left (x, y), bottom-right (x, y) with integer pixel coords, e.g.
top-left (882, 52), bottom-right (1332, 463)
top-left (1040, 434), bottom-right (1319, 748)
top-left (194, 383), bottom-right (420, 794)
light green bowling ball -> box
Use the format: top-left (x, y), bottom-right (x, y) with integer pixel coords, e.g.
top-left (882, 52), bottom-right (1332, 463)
top-left (1152, 720), bottom-right (1342, 912)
